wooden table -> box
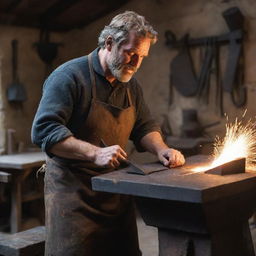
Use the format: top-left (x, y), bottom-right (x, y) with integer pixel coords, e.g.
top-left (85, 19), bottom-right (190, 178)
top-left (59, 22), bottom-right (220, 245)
top-left (0, 152), bottom-right (46, 233)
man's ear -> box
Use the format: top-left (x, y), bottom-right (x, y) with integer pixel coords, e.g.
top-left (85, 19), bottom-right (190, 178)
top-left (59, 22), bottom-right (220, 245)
top-left (105, 36), bottom-right (113, 51)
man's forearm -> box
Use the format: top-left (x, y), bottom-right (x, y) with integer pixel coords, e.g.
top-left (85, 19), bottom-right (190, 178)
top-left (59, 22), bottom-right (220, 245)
top-left (140, 131), bottom-right (185, 167)
top-left (49, 136), bottom-right (128, 168)
top-left (140, 131), bottom-right (168, 155)
top-left (49, 136), bottom-right (98, 161)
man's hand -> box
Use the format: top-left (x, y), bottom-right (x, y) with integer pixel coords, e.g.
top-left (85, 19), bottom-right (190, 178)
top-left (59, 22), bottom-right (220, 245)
top-left (139, 132), bottom-right (185, 168)
top-left (93, 145), bottom-right (127, 168)
top-left (157, 148), bottom-right (185, 168)
top-left (49, 136), bottom-right (127, 168)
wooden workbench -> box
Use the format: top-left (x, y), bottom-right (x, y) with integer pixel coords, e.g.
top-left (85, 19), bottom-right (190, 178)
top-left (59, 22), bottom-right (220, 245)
top-left (0, 152), bottom-right (46, 233)
top-left (92, 155), bottom-right (256, 256)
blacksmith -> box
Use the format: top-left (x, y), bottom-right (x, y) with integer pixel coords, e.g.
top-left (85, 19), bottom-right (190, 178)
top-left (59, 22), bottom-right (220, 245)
top-left (31, 10), bottom-right (185, 256)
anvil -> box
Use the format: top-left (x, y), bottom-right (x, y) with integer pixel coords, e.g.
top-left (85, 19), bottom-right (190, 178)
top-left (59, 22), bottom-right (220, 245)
top-left (92, 155), bottom-right (256, 256)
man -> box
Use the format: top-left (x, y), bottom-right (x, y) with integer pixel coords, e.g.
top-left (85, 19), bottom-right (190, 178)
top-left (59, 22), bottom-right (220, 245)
top-left (32, 11), bottom-right (185, 256)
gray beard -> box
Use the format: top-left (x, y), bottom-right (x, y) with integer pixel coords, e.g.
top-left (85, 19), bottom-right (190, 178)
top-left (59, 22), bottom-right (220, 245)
top-left (107, 53), bottom-right (136, 83)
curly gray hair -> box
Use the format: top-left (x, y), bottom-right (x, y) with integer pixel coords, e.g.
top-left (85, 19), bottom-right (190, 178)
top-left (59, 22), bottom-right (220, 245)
top-left (98, 11), bottom-right (158, 48)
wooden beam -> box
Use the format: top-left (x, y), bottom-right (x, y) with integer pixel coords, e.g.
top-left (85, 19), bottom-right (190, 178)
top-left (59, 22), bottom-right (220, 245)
top-left (40, 0), bottom-right (81, 26)
top-left (2, 0), bottom-right (22, 13)
top-left (44, 0), bottom-right (130, 31)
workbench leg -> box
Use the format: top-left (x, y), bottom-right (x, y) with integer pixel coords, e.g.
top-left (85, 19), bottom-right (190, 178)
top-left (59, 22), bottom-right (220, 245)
top-left (10, 178), bottom-right (22, 233)
top-left (210, 222), bottom-right (255, 256)
top-left (158, 223), bottom-right (255, 256)
top-left (158, 229), bottom-right (211, 256)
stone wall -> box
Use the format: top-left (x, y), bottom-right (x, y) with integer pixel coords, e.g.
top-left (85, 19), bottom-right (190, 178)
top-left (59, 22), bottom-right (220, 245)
top-left (61, 0), bottom-right (256, 140)
top-left (0, 25), bottom-right (63, 153)
top-left (0, 0), bottom-right (255, 154)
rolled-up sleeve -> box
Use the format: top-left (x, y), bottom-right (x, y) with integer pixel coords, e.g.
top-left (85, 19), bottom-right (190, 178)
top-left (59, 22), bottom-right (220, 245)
top-left (129, 81), bottom-right (161, 151)
top-left (31, 71), bottom-right (77, 154)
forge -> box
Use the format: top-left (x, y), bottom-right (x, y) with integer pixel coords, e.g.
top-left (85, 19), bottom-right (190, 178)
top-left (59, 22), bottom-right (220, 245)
top-left (92, 155), bottom-right (256, 256)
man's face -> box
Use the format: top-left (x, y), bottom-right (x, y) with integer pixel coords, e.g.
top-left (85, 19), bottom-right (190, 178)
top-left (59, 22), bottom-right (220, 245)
top-left (107, 32), bottom-right (151, 82)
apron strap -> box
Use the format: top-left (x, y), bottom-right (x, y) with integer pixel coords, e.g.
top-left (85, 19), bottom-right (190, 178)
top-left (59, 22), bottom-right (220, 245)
top-left (88, 53), bottom-right (97, 99)
top-left (126, 87), bottom-right (133, 107)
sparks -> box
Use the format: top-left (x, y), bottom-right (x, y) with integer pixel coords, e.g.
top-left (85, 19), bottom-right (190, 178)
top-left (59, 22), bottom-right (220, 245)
top-left (191, 116), bottom-right (256, 173)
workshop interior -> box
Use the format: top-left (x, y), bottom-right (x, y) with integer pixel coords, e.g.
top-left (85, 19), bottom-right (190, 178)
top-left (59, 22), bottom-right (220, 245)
top-left (0, 0), bottom-right (256, 255)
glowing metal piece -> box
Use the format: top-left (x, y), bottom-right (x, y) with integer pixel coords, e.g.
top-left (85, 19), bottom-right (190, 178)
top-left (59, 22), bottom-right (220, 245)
top-left (205, 157), bottom-right (245, 175)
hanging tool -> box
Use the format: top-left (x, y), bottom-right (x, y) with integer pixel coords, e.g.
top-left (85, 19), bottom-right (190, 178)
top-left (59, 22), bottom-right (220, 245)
top-left (33, 29), bottom-right (62, 77)
top-left (222, 31), bottom-right (243, 93)
top-left (230, 45), bottom-right (247, 107)
top-left (170, 34), bottom-right (198, 97)
top-left (7, 40), bottom-right (27, 103)
top-left (222, 7), bottom-right (246, 106)
top-left (197, 38), bottom-right (215, 103)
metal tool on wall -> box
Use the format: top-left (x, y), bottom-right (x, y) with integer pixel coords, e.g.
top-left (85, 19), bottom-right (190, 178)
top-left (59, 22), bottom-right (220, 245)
top-left (7, 40), bottom-right (27, 103)
top-left (222, 7), bottom-right (247, 107)
top-left (170, 34), bottom-right (198, 98)
top-left (213, 40), bottom-right (224, 116)
top-left (165, 7), bottom-right (246, 115)
top-left (33, 29), bottom-right (62, 77)
top-left (197, 38), bottom-right (215, 105)
top-left (230, 47), bottom-right (247, 107)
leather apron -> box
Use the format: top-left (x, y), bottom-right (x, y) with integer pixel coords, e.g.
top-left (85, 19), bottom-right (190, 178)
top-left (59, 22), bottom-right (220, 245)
top-left (44, 53), bottom-right (141, 256)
